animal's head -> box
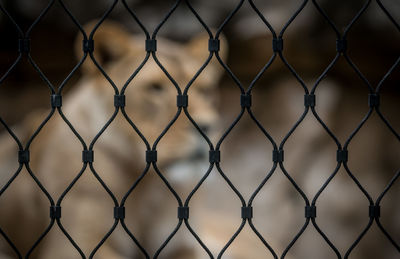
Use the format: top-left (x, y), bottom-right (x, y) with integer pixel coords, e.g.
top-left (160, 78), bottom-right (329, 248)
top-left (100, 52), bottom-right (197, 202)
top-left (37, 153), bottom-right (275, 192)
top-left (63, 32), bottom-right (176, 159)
top-left (76, 21), bottom-right (227, 167)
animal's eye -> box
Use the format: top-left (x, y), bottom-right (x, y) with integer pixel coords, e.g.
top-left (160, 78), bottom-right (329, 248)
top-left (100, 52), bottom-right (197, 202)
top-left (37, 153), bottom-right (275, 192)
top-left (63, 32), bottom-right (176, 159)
top-left (148, 83), bottom-right (164, 93)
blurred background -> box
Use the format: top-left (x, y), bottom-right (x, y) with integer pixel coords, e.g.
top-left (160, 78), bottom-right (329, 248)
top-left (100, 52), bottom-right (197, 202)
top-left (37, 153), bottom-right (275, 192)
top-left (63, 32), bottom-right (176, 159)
top-left (0, 0), bottom-right (399, 258)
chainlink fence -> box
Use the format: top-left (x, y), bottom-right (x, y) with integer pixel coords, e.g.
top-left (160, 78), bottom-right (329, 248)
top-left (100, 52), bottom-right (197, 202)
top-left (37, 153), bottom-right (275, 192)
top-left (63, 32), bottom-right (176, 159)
top-left (0, 0), bottom-right (399, 258)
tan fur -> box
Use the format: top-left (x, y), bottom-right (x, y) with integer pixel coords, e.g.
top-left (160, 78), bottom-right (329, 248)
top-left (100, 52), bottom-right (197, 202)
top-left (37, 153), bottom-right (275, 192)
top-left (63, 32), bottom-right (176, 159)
top-left (0, 21), bottom-right (227, 259)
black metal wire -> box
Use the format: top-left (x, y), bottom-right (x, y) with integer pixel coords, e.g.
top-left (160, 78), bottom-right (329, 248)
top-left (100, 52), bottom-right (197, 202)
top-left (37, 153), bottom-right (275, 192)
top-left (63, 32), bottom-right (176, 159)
top-left (0, 0), bottom-right (399, 258)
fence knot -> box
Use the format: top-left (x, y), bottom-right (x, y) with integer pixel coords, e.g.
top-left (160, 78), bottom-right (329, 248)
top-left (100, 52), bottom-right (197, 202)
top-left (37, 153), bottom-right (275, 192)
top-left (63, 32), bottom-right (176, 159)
top-left (369, 205), bottom-right (380, 219)
top-left (241, 206), bottom-right (253, 219)
top-left (240, 94), bottom-right (252, 108)
top-left (209, 150), bottom-right (220, 163)
top-left (273, 150), bottom-right (284, 163)
top-left (114, 95), bottom-right (126, 108)
top-left (18, 150), bottom-right (30, 164)
top-left (178, 206), bottom-right (189, 220)
top-left (305, 205), bottom-right (316, 218)
top-left (146, 39), bottom-right (157, 52)
top-left (336, 149), bottom-right (348, 163)
top-left (146, 150), bottom-right (157, 163)
top-left (209, 39), bottom-right (220, 53)
top-left (177, 94), bottom-right (188, 108)
top-left (368, 94), bottom-right (380, 108)
top-left (304, 94), bottom-right (316, 108)
top-left (51, 94), bottom-right (62, 108)
top-left (83, 39), bottom-right (94, 53)
top-left (273, 38), bottom-right (283, 52)
top-left (114, 206), bottom-right (125, 220)
top-left (336, 39), bottom-right (347, 53)
top-left (18, 38), bottom-right (31, 53)
top-left (50, 206), bottom-right (61, 219)
top-left (82, 150), bottom-right (94, 163)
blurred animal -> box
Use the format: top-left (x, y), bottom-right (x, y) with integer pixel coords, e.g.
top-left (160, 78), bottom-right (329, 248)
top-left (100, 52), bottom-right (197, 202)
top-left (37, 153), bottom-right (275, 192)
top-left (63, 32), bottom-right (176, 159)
top-left (0, 21), bottom-right (227, 259)
top-left (1, 14), bottom-right (399, 259)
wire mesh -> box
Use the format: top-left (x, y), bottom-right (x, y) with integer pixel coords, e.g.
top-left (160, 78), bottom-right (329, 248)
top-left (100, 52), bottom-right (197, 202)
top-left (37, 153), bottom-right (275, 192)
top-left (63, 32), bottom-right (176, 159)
top-left (0, 0), bottom-right (399, 258)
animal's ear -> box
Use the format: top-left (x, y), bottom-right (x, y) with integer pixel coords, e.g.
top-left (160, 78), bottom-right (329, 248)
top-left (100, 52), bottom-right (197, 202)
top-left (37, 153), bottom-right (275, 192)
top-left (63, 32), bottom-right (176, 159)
top-left (75, 20), bottom-right (139, 74)
top-left (186, 31), bottom-right (228, 74)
